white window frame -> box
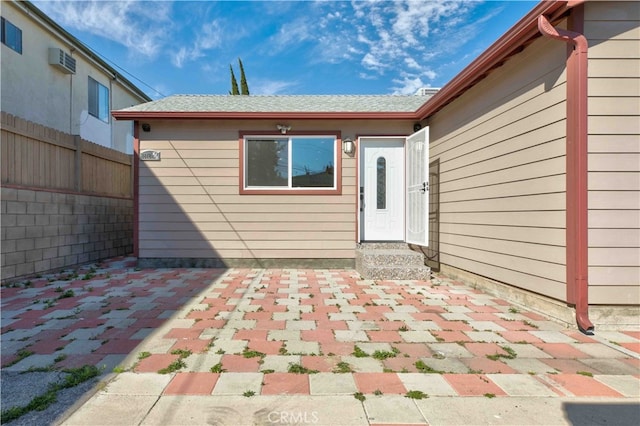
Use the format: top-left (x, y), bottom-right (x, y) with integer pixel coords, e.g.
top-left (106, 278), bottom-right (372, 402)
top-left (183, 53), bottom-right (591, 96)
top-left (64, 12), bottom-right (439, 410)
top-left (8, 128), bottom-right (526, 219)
top-left (88, 77), bottom-right (109, 122)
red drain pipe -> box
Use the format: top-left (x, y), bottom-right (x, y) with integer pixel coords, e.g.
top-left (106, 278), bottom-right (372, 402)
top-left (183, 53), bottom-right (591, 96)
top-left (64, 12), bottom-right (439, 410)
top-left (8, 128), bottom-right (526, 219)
top-left (538, 8), bottom-right (594, 334)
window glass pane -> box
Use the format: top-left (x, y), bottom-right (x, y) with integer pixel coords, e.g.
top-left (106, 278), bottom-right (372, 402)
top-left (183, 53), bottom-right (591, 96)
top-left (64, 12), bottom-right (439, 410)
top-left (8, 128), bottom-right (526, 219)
top-left (88, 78), bottom-right (98, 117)
top-left (2, 18), bottom-right (22, 53)
top-left (291, 137), bottom-right (334, 188)
top-left (98, 83), bottom-right (109, 121)
top-left (377, 157), bottom-right (386, 209)
top-left (88, 77), bottom-right (109, 122)
top-left (246, 139), bottom-right (288, 187)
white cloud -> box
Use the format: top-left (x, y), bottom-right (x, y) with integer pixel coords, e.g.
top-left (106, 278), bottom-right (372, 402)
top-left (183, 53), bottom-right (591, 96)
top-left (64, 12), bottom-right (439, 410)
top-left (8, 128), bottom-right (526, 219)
top-left (34, 0), bottom-right (172, 59)
top-left (391, 76), bottom-right (426, 95)
top-left (171, 20), bottom-right (223, 68)
top-left (251, 79), bottom-right (299, 95)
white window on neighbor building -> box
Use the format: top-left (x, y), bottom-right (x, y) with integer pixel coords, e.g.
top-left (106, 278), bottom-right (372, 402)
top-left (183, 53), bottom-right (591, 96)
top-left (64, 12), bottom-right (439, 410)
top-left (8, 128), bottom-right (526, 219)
top-left (1, 17), bottom-right (22, 54)
top-left (88, 77), bottom-right (109, 122)
top-left (242, 135), bottom-right (339, 194)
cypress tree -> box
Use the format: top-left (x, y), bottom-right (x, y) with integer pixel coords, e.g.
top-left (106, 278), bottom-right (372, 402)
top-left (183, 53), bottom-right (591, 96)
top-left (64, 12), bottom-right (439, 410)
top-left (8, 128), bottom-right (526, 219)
top-left (229, 65), bottom-right (239, 95)
top-left (239, 58), bottom-right (250, 95)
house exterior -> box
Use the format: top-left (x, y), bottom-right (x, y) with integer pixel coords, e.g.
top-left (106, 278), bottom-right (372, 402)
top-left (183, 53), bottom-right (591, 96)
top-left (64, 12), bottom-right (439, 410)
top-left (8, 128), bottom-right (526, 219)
top-left (1, 0), bottom-right (150, 153)
top-left (114, 1), bottom-right (639, 330)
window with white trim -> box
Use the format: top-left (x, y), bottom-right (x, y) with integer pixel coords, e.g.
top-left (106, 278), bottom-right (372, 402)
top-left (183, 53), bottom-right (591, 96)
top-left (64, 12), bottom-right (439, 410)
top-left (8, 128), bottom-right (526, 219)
top-left (1, 17), bottom-right (22, 54)
top-left (244, 136), bottom-right (337, 191)
top-left (88, 77), bottom-right (109, 122)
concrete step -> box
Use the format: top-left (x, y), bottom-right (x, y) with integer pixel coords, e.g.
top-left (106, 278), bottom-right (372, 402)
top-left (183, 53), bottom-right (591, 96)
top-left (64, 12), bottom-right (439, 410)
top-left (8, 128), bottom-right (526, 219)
top-left (355, 243), bottom-right (431, 280)
top-left (355, 264), bottom-right (432, 281)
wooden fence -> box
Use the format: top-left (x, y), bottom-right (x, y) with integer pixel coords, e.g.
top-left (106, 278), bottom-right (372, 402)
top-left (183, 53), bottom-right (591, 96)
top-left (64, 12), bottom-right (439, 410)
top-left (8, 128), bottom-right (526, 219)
top-left (1, 112), bottom-right (132, 198)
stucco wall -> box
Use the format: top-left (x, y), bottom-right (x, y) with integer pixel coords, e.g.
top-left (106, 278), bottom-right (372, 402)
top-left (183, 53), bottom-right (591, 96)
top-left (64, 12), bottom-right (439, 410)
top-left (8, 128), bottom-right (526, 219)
top-left (0, 2), bottom-right (142, 153)
top-left (137, 119), bottom-right (414, 266)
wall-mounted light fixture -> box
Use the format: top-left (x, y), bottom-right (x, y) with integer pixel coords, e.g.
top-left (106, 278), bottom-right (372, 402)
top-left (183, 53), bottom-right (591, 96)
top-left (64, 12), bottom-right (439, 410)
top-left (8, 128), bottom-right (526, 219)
top-left (141, 123), bottom-right (151, 132)
top-left (276, 124), bottom-right (291, 134)
top-left (343, 138), bottom-right (355, 155)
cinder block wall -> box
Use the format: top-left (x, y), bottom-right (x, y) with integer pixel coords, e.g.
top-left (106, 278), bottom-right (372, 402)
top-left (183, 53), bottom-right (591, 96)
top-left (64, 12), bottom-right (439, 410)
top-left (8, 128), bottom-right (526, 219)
top-left (1, 187), bottom-right (133, 281)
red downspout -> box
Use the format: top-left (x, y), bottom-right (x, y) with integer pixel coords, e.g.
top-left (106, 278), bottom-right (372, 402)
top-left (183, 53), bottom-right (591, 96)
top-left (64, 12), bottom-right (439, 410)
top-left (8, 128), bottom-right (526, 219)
top-left (538, 9), bottom-right (594, 334)
top-left (133, 121), bottom-right (140, 258)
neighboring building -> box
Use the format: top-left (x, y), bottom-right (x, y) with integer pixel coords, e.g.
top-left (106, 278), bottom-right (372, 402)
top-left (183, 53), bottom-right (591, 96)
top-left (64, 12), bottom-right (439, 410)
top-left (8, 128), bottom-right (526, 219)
top-left (114, 0), bottom-right (638, 331)
top-left (1, 0), bottom-right (150, 153)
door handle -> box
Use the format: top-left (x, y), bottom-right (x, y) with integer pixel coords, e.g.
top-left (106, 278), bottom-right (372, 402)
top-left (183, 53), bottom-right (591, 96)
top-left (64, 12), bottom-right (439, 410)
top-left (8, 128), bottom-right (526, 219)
top-left (420, 182), bottom-right (428, 193)
top-left (360, 186), bottom-right (364, 211)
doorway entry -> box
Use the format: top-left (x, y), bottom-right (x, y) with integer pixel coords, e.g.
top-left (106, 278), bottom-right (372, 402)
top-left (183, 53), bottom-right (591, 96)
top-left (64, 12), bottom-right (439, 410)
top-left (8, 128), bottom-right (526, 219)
top-left (359, 138), bottom-right (405, 241)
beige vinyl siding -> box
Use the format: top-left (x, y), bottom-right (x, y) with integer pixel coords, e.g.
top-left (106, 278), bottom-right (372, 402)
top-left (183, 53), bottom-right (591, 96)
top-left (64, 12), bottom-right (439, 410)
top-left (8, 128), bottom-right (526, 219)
top-left (428, 32), bottom-right (569, 301)
top-left (138, 119), bottom-right (412, 261)
top-left (585, 1), bottom-right (640, 304)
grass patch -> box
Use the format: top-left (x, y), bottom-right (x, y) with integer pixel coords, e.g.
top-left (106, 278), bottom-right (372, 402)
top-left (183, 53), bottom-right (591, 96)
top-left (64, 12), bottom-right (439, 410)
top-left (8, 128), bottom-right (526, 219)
top-left (352, 346), bottom-right (368, 358)
top-left (405, 390), bottom-right (428, 399)
top-left (242, 349), bottom-right (266, 359)
top-left (3, 349), bottom-right (34, 368)
top-left (415, 360), bottom-right (443, 374)
top-left (287, 363), bottom-right (318, 374)
top-left (486, 346), bottom-right (517, 361)
top-left (158, 359), bottom-right (186, 374)
top-left (333, 362), bottom-right (354, 373)
top-left (210, 363), bottom-right (226, 373)
top-left (170, 349), bottom-right (192, 358)
top-left (372, 347), bottom-right (399, 360)
top-left (0, 365), bottom-right (100, 423)
top-left (158, 349), bottom-right (191, 374)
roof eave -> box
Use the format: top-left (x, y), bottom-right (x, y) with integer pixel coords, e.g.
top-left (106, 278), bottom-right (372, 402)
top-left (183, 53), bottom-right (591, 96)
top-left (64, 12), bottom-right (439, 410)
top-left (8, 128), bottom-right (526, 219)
top-left (415, 0), bottom-right (572, 121)
top-left (112, 111), bottom-right (418, 121)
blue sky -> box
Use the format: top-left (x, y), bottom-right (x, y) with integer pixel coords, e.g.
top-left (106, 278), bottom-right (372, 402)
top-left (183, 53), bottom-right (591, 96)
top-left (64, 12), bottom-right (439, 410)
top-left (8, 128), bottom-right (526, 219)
top-left (33, 0), bottom-right (537, 99)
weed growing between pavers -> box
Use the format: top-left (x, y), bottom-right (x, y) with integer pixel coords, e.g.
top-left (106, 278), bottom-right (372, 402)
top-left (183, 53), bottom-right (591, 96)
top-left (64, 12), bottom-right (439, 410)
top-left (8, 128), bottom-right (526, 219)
top-left (243, 390), bottom-right (256, 397)
top-left (484, 393), bottom-right (496, 398)
top-left (353, 392), bottom-right (366, 402)
top-left (486, 345), bottom-right (517, 361)
top-left (158, 349), bottom-right (192, 374)
top-left (0, 365), bottom-right (100, 423)
top-left (372, 347), bottom-right (400, 360)
top-left (405, 390), bottom-right (428, 399)
top-left (287, 363), bottom-right (318, 374)
top-left (2, 348), bottom-right (34, 368)
top-left (415, 360), bottom-right (444, 374)
top-left (353, 346), bottom-right (368, 358)
top-left (333, 362), bottom-right (354, 373)
top-left (210, 363), bottom-right (226, 373)
top-left (577, 371), bottom-right (593, 377)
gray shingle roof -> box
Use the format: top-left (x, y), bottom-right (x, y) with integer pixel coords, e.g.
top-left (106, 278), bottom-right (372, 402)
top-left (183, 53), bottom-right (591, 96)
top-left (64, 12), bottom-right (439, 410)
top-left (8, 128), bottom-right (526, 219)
top-left (116, 94), bottom-right (430, 114)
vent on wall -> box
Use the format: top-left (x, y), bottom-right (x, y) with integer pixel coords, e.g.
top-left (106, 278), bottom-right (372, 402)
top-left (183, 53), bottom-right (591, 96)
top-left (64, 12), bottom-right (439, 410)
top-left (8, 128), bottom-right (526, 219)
top-left (48, 48), bottom-right (76, 74)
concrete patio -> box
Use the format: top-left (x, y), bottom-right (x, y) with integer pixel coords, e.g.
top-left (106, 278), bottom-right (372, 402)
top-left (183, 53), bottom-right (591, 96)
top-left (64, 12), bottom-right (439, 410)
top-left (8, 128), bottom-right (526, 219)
top-left (1, 256), bottom-right (638, 425)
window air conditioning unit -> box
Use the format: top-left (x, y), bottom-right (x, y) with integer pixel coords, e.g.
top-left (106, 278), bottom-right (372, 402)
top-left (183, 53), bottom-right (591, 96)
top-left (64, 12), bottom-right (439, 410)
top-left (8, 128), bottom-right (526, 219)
top-left (48, 48), bottom-right (76, 74)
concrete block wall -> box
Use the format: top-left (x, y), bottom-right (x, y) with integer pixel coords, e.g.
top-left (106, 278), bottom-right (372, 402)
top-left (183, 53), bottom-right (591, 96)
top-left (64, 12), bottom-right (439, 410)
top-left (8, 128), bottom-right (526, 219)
top-left (1, 187), bottom-right (133, 281)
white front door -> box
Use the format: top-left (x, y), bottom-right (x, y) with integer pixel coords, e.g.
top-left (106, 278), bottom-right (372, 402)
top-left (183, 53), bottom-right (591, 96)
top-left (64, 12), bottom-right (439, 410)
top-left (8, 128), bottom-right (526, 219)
top-left (359, 138), bottom-right (404, 241)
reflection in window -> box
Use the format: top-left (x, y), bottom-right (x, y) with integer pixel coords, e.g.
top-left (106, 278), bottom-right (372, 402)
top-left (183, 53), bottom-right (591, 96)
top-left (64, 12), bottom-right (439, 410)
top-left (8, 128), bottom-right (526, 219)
top-left (1, 17), bottom-right (22, 54)
top-left (291, 137), bottom-right (334, 188)
top-left (246, 139), bottom-right (288, 186)
top-left (88, 77), bottom-right (110, 122)
top-left (244, 136), bottom-right (335, 189)
top-left (377, 157), bottom-right (386, 209)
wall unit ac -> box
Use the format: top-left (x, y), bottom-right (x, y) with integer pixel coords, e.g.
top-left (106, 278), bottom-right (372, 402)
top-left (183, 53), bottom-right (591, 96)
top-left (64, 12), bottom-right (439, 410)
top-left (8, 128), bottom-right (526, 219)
top-left (48, 48), bottom-right (76, 74)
